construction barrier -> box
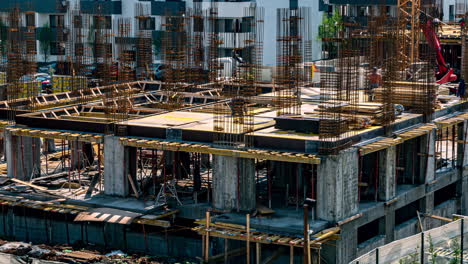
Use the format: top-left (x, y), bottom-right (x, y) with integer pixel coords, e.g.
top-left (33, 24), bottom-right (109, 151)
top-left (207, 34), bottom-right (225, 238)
top-left (51, 75), bottom-right (88, 93)
top-left (350, 218), bottom-right (468, 264)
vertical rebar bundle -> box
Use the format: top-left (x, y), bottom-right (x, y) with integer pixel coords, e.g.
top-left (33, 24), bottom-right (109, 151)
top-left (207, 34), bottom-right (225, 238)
top-left (6, 7), bottom-right (22, 119)
top-left (367, 3), bottom-right (398, 127)
top-left (213, 5), bottom-right (264, 148)
top-left (275, 8), bottom-right (311, 117)
top-left (319, 13), bottom-right (361, 154)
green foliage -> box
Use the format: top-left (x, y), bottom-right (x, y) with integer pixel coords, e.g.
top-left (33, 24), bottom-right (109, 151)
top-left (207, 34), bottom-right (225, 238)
top-left (398, 248), bottom-right (420, 264)
top-left (449, 238), bottom-right (461, 264)
top-left (318, 10), bottom-right (343, 40)
top-left (38, 23), bottom-right (52, 62)
top-left (427, 234), bottom-right (438, 264)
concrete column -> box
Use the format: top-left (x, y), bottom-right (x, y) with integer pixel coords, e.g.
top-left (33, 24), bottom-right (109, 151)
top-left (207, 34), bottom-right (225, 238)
top-left (422, 129), bottom-right (436, 183)
top-left (44, 139), bottom-right (56, 153)
top-left (458, 121), bottom-right (468, 214)
top-left (335, 222), bottom-right (358, 263)
top-left (212, 155), bottom-right (255, 211)
top-left (423, 193), bottom-right (435, 229)
top-left (459, 174), bottom-right (468, 215)
top-left (378, 146), bottom-right (397, 201)
top-left (5, 129), bottom-right (41, 180)
top-left (384, 207), bottom-right (395, 243)
top-left (104, 135), bottom-right (132, 197)
top-left (317, 148), bottom-right (359, 222)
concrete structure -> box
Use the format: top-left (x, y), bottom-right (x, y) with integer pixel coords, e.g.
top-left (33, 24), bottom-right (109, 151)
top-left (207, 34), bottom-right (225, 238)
top-left (212, 155), bottom-right (255, 211)
top-left (5, 130), bottom-right (41, 180)
top-left (2, 81), bottom-right (466, 263)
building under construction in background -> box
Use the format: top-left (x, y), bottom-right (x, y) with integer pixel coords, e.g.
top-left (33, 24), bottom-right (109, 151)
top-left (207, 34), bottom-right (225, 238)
top-left (0, 0), bottom-right (467, 263)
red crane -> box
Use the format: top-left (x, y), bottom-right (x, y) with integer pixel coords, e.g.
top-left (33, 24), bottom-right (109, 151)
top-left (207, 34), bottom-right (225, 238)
top-left (421, 17), bottom-right (457, 84)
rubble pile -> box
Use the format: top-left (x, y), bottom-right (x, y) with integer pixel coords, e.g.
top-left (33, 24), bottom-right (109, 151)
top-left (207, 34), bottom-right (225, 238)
top-left (0, 240), bottom-right (197, 264)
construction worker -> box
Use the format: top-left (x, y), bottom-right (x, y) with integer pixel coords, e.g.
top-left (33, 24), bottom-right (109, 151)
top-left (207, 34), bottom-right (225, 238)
top-left (367, 67), bottom-right (382, 101)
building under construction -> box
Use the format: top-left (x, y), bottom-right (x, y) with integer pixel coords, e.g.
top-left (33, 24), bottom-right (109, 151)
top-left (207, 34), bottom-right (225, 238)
top-left (0, 0), bottom-right (467, 263)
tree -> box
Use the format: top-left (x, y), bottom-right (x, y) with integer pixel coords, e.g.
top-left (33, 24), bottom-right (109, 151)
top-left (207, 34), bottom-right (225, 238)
top-left (318, 10), bottom-right (343, 59)
top-left (318, 10), bottom-right (343, 40)
top-left (38, 23), bottom-right (52, 62)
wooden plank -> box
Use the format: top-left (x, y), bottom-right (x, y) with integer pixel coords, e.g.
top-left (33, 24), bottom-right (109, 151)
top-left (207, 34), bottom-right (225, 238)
top-left (10, 178), bottom-right (48, 191)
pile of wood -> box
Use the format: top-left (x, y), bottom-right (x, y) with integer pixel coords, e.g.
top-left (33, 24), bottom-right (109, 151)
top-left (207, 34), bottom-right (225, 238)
top-left (374, 81), bottom-right (438, 110)
top-left (314, 101), bottom-right (386, 129)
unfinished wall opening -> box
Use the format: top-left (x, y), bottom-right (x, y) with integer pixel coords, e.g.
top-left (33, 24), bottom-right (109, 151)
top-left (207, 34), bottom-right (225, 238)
top-left (359, 151), bottom-right (379, 202)
top-left (4, 131), bottom-right (105, 198)
top-left (395, 199), bottom-right (421, 226)
top-left (257, 161), bottom-right (317, 213)
top-left (395, 137), bottom-right (423, 185)
top-left (134, 148), bottom-right (212, 204)
top-left (435, 124), bottom-right (458, 171)
top-left (357, 217), bottom-right (384, 245)
top-left (434, 182), bottom-right (458, 207)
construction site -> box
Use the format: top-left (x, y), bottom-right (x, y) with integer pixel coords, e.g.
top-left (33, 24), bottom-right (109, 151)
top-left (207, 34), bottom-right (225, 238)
top-left (1, 0), bottom-right (468, 263)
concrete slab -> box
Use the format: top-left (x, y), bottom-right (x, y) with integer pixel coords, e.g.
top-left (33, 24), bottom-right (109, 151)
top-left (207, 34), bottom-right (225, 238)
top-left (212, 208), bottom-right (328, 236)
top-left (66, 194), bottom-right (160, 214)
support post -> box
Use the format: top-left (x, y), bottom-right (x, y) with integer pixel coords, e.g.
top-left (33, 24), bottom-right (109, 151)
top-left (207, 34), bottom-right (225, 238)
top-left (304, 204), bottom-right (310, 264)
top-left (247, 214), bottom-right (250, 264)
top-left (104, 135), bottom-right (135, 196)
top-left (378, 146), bottom-right (397, 201)
top-left (317, 148), bottom-right (359, 221)
top-left (212, 155), bottom-right (255, 211)
top-left (5, 129), bottom-right (40, 180)
top-left (205, 211), bottom-right (210, 262)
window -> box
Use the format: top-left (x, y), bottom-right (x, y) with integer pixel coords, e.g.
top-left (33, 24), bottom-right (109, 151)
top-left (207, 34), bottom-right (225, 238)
top-left (194, 17), bottom-right (203, 32)
top-left (434, 183), bottom-right (457, 207)
top-left (435, 124), bottom-right (458, 171)
top-left (50, 42), bottom-right (65, 55)
top-left (75, 43), bottom-right (84, 57)
top-left (395, 200), bottom-right (420, 226)
top-left (396, 137), bottom-right (423, 185)
top-left (50, 15), bottom-right (64, 28)
top-left (138, 17), bottom-right (155, 30)
top-left (26, 13), bottom-right (35, 27)
top-left (73, 15), bottom-right (82, 28)
top-left (93, 16), bottom-right (112, 30)
top-left (449, 5), bottom-right (455, 22)
top-left (358, 218), bottom-right (383, 245)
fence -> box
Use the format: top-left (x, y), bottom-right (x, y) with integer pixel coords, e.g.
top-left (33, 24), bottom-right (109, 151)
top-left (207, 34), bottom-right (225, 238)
top-left (350, 218), bottom-right (468, 263)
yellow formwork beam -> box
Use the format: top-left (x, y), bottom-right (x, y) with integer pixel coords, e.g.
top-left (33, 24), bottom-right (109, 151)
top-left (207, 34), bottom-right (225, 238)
top-left (435, 113), bottom-right (468, 128)
top-left (359, 137), bottom-right (404, 156)
top-left (120, 137), bottom-right (321, 164)
top-left (395, 124), bottom-right (437, 141)
top-left (7, 127), bottom-right (103, 143)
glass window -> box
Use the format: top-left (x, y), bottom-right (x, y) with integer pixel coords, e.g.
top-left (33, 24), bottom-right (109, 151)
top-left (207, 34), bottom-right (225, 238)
top-left (26, 13), bottom-right (35, 27)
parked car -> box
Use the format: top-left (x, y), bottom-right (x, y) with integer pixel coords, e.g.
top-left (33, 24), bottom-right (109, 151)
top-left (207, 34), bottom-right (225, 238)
top-left (38, 62), bottom-right (57, 74)
top-left (20, 73), bottom-right (52, 91)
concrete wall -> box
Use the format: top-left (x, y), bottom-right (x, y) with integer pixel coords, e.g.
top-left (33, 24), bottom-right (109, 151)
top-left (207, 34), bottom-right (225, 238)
top-left (5, 130), bottom-right (41, 180)
top-left (317, 148), bottom-right (359, 222)
top-left (104, 135), bottom-right (130, 197)
top-left (212, 155), bottom-right (256, 211)
top-left (0, 207), bottom-right (201, 258)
